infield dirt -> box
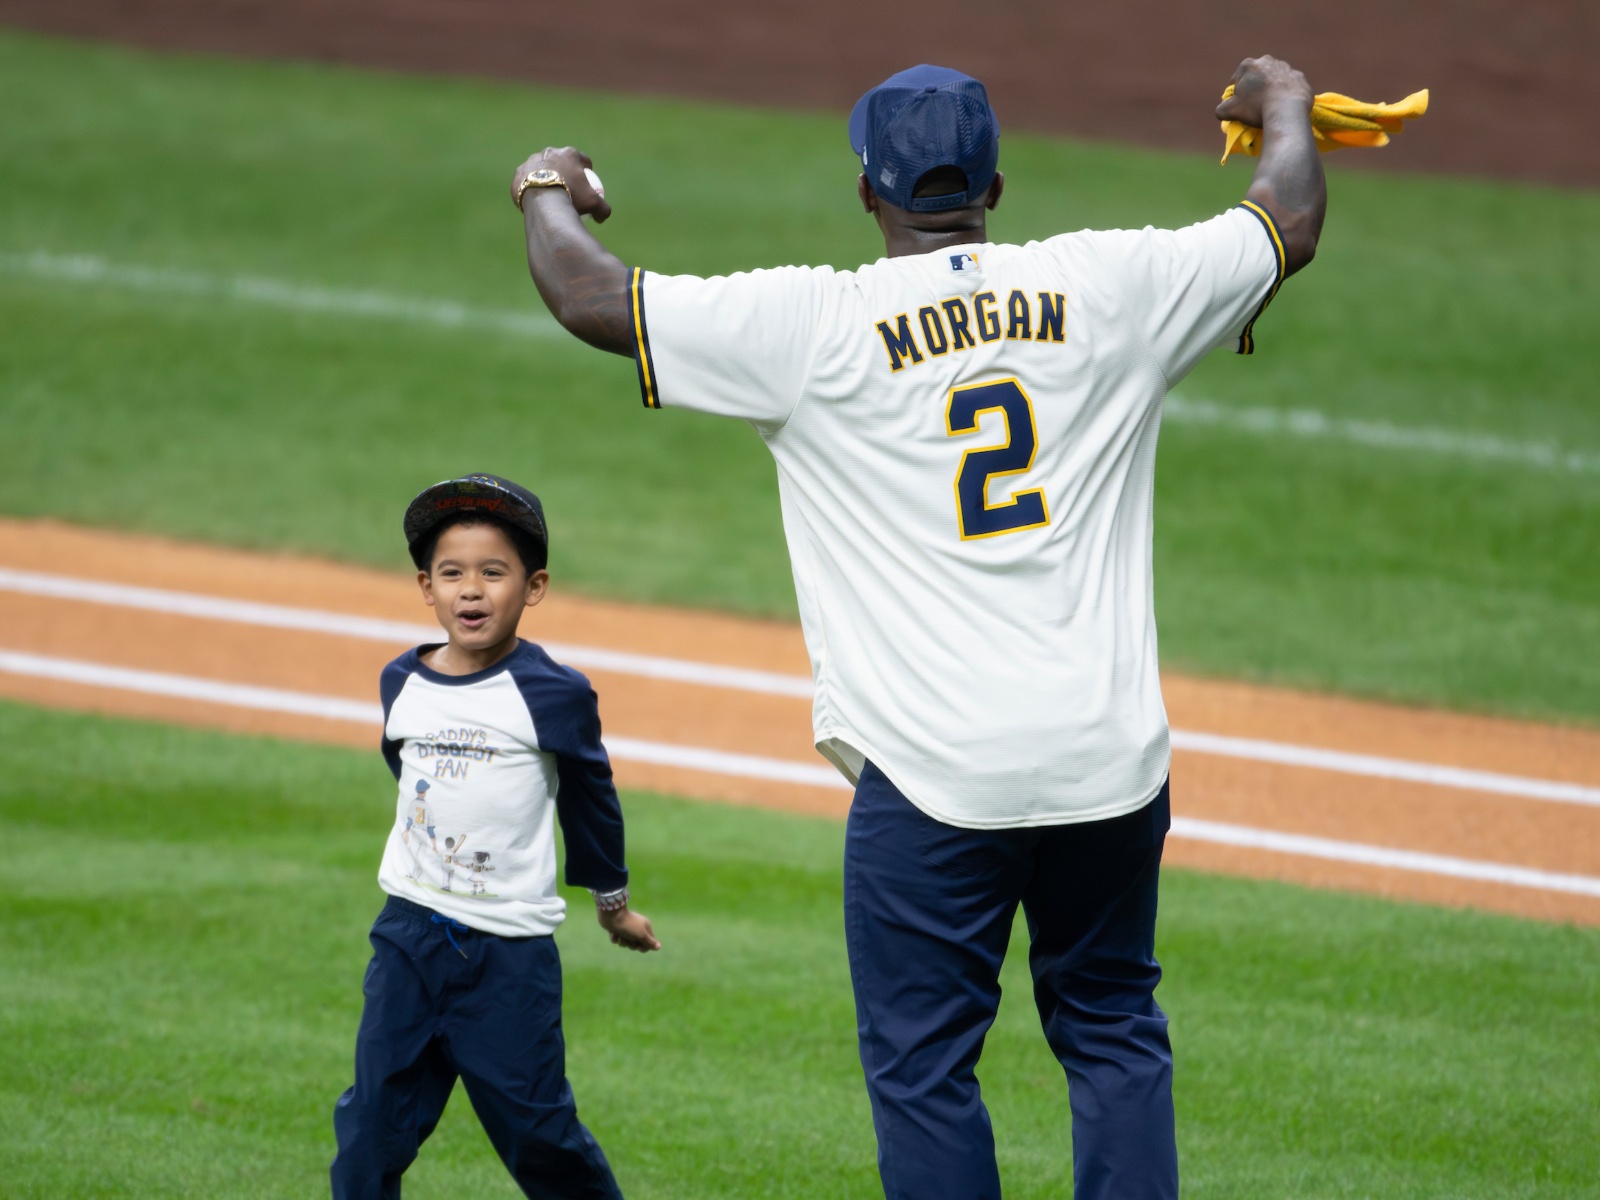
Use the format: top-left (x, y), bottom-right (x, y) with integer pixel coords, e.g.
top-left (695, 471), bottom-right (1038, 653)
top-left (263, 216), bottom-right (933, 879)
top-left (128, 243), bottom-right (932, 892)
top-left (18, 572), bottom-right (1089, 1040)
top-left (2, 517), bottom-right (1598, 927)
top-left (1, 0), bottom-right (1594, 188)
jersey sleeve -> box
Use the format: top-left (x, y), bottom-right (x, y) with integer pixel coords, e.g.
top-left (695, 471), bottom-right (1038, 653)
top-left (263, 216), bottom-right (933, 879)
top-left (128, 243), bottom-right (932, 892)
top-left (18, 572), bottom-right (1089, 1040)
top-left (377, 657), bottom-right (411, 781)
top-left (512, 657), bottom-right (629, 893)
top-left (628, 264), bottom-right (828, 429)
top-left (1070, 203), bottom-right (1286, 385)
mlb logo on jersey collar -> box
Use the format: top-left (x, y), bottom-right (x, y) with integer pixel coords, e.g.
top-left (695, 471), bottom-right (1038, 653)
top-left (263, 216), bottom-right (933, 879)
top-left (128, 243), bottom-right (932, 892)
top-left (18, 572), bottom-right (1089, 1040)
top-left (949, 252), bottom-right (980, 273)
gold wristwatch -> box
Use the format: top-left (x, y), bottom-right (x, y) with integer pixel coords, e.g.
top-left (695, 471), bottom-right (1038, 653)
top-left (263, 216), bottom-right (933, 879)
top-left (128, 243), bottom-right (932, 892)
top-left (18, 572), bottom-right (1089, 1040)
top-left (514, 167), bottom-right (569, 211)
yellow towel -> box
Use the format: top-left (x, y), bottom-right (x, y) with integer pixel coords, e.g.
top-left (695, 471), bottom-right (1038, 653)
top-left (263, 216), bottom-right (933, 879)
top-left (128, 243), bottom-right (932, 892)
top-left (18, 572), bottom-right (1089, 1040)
top-left (1219, 85), bottom-right (1429, 163)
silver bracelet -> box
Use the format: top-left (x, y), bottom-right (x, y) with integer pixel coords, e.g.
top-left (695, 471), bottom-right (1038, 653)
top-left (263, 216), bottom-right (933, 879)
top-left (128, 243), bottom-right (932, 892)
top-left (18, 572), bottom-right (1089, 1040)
top-left (589, 886), bottom-right (630, 913)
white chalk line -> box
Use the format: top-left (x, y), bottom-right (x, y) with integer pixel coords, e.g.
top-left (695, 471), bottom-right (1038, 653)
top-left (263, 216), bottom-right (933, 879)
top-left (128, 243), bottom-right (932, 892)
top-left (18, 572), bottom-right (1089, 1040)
top-left (1166, 729), bottom-right (1600, 809)
top-left (0, 567), bottom-right (812, 699)
top-left (1164, 395), bottom-right (1599, 476)
top-left (3, 247), bottom-right (1594, 476)
top-left (1, 566), bottom-right (1596, 809)
top-left (1169, 818), bottom-right (1600, 899)
top-left (0, 249), bottom-right (562, 339)
top-left (601, 736), bottom-right (845, 790)
top-left (0, 648), bottom-right (843, 791)
top-left (0, 648), bottom-right (383, 725)
top-left (1, 646), bottom-right (1594, 899)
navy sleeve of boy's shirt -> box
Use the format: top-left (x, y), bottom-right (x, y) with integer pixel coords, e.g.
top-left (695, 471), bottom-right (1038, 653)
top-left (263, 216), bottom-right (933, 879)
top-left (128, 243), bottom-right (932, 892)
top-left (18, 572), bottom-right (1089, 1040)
top-left (511, 648), bottom-right (630, 893)
top-left (377, 656), bottom-right (412, 782)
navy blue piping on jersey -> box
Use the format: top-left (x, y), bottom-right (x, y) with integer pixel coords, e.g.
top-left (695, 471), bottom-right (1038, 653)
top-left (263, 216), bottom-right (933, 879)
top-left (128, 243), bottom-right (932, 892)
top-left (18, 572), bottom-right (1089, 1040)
top-left (1234, 201), bottom-right (1288, 355)
top-left (506, 645), bottom-right (630, 894)
top-left (629, 267), bottom-right (661, 409)
top-left (402, 644), bottom-right (520, 688)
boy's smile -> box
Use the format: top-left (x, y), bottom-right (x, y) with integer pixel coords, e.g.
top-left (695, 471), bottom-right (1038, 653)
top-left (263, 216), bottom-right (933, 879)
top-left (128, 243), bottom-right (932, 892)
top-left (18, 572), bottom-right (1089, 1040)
top-left (418, 521), bottom-right (549, 676)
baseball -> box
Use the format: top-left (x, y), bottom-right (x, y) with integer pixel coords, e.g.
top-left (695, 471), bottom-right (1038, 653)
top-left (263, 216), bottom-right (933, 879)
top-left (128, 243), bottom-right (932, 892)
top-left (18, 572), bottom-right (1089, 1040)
top-left (583, 167), bottom-right (605, 198)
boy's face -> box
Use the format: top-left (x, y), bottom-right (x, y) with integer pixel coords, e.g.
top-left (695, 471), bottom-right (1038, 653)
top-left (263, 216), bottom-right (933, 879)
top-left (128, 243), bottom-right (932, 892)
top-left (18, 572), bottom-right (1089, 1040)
top-left (418, 522), bottom-right (548, 652)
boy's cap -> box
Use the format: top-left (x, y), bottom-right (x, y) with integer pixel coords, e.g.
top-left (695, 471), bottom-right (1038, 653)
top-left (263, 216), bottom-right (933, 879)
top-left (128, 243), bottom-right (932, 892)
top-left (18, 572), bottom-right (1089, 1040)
top-left (404, 473), bottom-right (548, 569)
top-left (848, 64), bottom-right (1000, 213)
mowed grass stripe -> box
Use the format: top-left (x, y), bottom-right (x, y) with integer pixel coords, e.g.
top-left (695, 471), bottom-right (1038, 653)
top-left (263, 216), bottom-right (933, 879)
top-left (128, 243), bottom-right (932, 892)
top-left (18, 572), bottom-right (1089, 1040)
top-left (3, 700), bottom-right (1598, 1198)
top-left (7, 246), bottom-right (1597, 477)
top-left (0, 248), bottom-right (563, 338)
top-left (1, 30), bottom-right (1597, 724)
top-left (1163, 395), bottom-right (1600, 476)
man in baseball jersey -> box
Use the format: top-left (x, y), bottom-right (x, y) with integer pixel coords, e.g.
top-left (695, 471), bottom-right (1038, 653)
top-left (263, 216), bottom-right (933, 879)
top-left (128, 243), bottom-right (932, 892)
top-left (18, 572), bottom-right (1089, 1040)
top-left (510, 55), bottom-right (1325, 1200)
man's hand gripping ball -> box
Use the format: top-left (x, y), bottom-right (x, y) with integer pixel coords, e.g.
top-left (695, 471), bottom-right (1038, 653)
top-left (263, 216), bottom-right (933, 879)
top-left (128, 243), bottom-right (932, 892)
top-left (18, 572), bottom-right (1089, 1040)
top-left (510, 146), bottom-right (612, 222)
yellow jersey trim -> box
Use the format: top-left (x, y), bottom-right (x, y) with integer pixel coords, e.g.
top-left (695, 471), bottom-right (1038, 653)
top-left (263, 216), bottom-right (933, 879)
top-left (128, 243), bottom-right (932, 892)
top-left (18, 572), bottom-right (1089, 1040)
top-left (630, 267), bottom-right (660, 409)
top-left (1235, 201), bottom-right (1288, 356)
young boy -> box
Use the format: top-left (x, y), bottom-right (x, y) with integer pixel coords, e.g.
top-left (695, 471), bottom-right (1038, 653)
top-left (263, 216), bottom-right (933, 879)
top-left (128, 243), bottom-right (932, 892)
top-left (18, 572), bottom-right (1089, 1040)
top-left (331, 472), bottom-right (659, 1200)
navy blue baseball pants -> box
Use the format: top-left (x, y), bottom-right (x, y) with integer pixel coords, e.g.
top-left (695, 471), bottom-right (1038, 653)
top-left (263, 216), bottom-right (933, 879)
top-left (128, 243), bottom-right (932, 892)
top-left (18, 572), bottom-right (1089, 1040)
top-left (844, 762), bottom-right (1176, 1200)
top-left (331, 895), bottom-right (622, 1200)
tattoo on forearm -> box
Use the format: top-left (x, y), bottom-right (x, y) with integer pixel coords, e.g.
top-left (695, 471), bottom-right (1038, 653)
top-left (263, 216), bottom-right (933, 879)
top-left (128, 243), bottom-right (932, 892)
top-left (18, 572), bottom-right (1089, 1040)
top-left (550, 254), bottom-right (632, 353)
top-left (1248, 102), bottom-right (1327, 272)
top-left (1264, 161), bottom-right (1325, 223)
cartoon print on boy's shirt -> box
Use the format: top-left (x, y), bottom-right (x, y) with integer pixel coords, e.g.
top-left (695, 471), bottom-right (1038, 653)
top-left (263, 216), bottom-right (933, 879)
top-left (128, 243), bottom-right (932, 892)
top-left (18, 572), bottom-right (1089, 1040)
top-left (405, 832), bottom-right (500, 898)
top-left (415, 727), bottom-right (503, 781)
top-left (464, 850), bottom-right (496, 896)
top-left (401, 779), bottom-right (437, 880)
top-left (440, 835), bottom-right (467, 892)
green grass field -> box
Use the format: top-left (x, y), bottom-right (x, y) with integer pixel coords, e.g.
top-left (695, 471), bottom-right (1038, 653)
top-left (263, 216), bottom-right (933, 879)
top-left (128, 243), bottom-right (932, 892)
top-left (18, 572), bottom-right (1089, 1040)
top-left (1, 700), bottom-right (1596, 1199)
top-left (2, 31), bottom-right (1598, 1198)
top-left (1, 30), bottom-right (1597, 722)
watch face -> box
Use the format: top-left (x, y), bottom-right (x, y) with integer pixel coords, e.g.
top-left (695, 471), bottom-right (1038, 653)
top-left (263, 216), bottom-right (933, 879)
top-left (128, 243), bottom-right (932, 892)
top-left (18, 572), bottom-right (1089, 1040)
top-left (530, 169), bottom-right (561, 185)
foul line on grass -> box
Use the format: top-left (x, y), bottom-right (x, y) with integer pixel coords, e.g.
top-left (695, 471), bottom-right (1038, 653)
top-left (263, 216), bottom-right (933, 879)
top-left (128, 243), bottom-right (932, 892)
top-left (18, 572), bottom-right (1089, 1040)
top-left (1, 647), bottom-right (1595, 899)
top-left (0, 249), bottom-right (563, 340)
top-left (4, 247), bottom-right (1595, 477)
top-left (2, 566), bottom-right (1598, 808)
top-left (1164, 395), bottom-right (1600, 476)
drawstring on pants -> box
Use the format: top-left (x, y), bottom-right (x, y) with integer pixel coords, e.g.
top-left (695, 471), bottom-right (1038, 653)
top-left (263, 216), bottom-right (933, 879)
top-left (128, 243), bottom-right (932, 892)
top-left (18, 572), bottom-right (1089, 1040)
top-left (430, 912), bottom-right (471, 958)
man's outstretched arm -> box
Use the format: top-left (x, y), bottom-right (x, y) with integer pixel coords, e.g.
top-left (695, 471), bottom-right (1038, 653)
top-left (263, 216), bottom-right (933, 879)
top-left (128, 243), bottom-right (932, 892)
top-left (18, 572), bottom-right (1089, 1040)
top-left (1216, 57), bottom-right (1326, 276)
top-left (510, 147), bottom-right (634, 356)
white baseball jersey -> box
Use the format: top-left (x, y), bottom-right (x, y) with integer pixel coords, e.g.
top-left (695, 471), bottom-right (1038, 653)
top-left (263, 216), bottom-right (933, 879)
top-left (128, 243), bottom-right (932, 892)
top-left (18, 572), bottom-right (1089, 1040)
top-left (628, 203), bottom-right (1286, 829)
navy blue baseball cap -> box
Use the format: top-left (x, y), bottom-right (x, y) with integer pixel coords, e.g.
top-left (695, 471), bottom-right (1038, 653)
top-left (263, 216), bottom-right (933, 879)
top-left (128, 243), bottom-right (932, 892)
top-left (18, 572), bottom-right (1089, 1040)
top-left (404, 473), bottom-right (548, 571)
top-left (849, 64), bottom-right (1000, 212)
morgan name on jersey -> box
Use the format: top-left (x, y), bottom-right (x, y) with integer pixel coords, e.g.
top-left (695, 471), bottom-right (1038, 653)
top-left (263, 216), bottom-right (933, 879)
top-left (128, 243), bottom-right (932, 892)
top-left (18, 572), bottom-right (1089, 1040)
top-left (875, 281), bottom-right (1068, 373)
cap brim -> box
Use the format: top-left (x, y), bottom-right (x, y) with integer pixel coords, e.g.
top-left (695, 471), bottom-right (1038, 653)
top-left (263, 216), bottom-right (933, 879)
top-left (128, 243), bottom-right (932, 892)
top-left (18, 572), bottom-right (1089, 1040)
top-left (403, 477), bottom-right (545, 551)
top-left (848, 92), bottom-right (871, 156)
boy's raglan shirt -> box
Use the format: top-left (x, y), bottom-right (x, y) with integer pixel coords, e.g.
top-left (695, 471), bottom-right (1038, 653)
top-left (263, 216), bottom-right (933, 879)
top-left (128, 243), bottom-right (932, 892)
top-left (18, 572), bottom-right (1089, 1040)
top-left (376, 640), bottom-right (628, 937)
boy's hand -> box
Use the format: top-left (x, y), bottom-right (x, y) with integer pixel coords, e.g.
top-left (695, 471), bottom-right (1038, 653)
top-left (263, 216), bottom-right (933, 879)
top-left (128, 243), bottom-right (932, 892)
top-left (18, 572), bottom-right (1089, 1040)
top-left (598, 905), bottom-right (660, 952)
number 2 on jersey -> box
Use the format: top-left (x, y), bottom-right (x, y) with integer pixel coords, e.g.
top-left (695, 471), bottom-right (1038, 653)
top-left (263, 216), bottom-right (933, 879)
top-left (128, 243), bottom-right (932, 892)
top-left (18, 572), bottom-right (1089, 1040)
top-left (945, 378), bottom-right (1050, 540)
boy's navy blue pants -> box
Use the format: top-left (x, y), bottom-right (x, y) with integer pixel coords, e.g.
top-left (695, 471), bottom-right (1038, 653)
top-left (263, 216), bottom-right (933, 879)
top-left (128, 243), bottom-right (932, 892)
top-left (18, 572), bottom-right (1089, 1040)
top-left (844, 762), bottom-right (1176, 1200)
top-left (331, 895), bottom-right (622, 1200)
